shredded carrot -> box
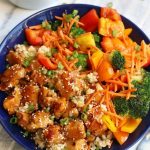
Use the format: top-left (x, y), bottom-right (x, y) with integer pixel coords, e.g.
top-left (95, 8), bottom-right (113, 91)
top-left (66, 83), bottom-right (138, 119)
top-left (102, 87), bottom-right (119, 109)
top-left (68, 16), bottom-right (79, 34)
top-left (108, 91), bottom-right (136, 97)
top-left (126, 92), bottom-right (131, 100)
top-left (55, 16), bottom-right (63, 20)
top-left (64, 35), bottom-right (74, 44)
top-left (131, 50), bottom-right (135, 75)
top-left (103, 111), bottom-right (123, 120)
top-left (141, 40), bottom-right (147, 59)
top-left (69, 59), bottom-right (78, 68)
top-left (29, 25), bottom-right (42, 30)
top-left (126, 69), bottom-right (131, 89)
top-left (62, 48), bottom-right (73, 55)
top-left (114, 84), bottom-right (118, 92)
top-left (77, 21), bottom-right (84, 26)
top-left (55, 41), bottom-right (63, 54)
top-left (84, 91), bottom-right (100, 109)
top-left (120, 88), bottom-right (137, 93)
top-left (112, 70), bottom-right (120, 79)
top-left (58, 27), bottom-right (65, 40)
top-left (57, 53), bottom-right (71, 71)
top-left (106, 80), bottom-right (128, 87)
top-left (100, 95), bottom-right (105, 104)
top-left (105, 86), bottom-right (111, 111)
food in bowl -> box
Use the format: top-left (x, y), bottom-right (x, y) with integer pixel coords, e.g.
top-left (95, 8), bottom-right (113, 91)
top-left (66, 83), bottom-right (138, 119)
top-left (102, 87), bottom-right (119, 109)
top-left (0, 7), bottom-right (150, 149)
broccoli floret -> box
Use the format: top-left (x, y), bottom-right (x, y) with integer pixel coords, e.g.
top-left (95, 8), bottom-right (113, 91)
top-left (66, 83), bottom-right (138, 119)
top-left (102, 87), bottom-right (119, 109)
top-left (70, 26), bottom-right (85, 38)
top-left (64, 9), bottom-right (79, 22)
top-left (128, 98), bottom-right (149, 118)
top-left (110, 50), bottom-right (125, 70)
top-left (51, 20), bottom-right (62, 31)
top-left (113, 70), bottom-right (150, 118)
top-left (68, 51), bottom-right (88, 70)
top-left (132, 70), bottom-right (150, 101)
top-left (75, 53), bottom-right (88, 70)
top-left (113, 97), bottom-right (129, 116)
top-left (93, 32), bottom-right (101, 48)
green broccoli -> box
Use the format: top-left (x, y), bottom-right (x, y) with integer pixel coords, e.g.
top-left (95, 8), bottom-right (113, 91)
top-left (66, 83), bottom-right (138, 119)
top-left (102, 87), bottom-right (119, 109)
top-left (113, 69), bottom-right (150, 118)
top-left (93, 32), bottom-right (101, 48)
top-left (110, 50), bottom-right (125, 70)
top-left (128, 98), bottom-right (149, 118)
top-left (64, 9), bottom-right (79, 22)
top-left (113, 97), bottom-right (129, 116)
top-left (70, 26), bottom-right (85, 38)
top-left (132, 70), bottom-right (150, 102)
top-left (68, 51), bottom-right (88, 70)
top-left (51, 20), bottom-right (62, 31)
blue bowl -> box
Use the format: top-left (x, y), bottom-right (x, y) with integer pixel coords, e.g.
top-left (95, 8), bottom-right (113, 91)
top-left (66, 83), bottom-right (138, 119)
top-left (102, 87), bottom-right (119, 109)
top-left (0, 4), bottom-right (150, 150)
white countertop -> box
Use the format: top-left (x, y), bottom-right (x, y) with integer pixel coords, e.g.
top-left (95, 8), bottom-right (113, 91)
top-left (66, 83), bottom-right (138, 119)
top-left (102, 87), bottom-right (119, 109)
top-left (0, 0), bottom-right (150, 150)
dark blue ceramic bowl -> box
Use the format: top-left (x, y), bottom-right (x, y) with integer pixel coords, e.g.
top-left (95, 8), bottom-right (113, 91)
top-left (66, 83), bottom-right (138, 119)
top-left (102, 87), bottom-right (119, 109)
top-left (0, 4), bottom-right (150, 150)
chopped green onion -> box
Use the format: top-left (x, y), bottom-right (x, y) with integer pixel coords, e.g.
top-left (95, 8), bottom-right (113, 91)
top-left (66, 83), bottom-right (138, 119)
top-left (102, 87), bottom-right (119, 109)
top-left (45, 107), bottom-right (50, 112)
top-left (93, 34), bottom-right (100, 43)
top-left (23, 59), bottom-right (30, 68)
top-left (81, 113), bottom-right (88, 121)
top-left (42, 21), bottom-right (47, 28)
top-left (65, 14), bottom-right (72, 22)
top-left (72, 51), bottom-right (79, 58)
top-left (72, 10), bottom-right (78, 17)
top-left (73, 42), bottom-right (79, 49)
top-left (27, 103), bottom-right (34, 112)
top-left (21, 131), bottom-right (29, 138)
top-left (135, 45), bottom-right (141, 51)
top-left (107, 2), bottom-right (113, 8)
top-left (51, 48), bottom-right (58, 55)
top-left (86, 130), bottom-right (91, 137)
top-left (60, 118), bottom-right (69, 126)
top-left (23, 41), bottom-right (29, 46)
top-left (58, 62), bottom-right (64, 70)
top-left (47, 70), bottom-right (52, 76)
top-left (83, 106), bottom-right (89, 113)
top-left (42, 21), bottom-right (51, 30)
top-left (66, 55), bottom-right (71, 61)
top-left (46, 70), bottom-right (55, 78)
top-left (10, 116), bottom-right (18, 124)
top-left (46, 24), bottom-right (51, 30)
top-left (6, 64), bottom-right (10, 69)
top-left (41, 68), bottom-right (48, 75)
top-left (49, 115), bottom-right (55, 121)
top-left (45, 52), bottom-right (52, 58)
top-left (112, 29), bottom-right (118, 37)
top-left (95, 147), bottom-right (100, 150)
top-left (63, 147), bottom-right (68, 150)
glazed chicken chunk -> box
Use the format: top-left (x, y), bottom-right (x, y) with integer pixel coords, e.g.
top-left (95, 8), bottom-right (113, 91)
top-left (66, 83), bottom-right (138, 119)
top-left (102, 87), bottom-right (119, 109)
top-left (0, 64), bottom-right (26, 90)
top-left (65, 120), bottom-right (86, 140)
top-left (3, 86), bottom-right (21, 115)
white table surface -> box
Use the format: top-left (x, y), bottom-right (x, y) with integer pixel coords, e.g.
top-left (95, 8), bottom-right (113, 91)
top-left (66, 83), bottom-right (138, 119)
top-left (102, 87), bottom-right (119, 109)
top-left (0, 0), bottom-right (150, 150)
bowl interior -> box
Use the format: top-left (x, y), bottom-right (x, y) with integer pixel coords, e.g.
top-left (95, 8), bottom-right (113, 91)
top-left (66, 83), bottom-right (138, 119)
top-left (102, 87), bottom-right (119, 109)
top-left (0, 4), bottom-right (150, 150)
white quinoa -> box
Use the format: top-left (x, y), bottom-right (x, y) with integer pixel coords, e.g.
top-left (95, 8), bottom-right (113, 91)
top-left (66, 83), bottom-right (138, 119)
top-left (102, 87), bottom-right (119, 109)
top-left (87, 72), bottom-right (98, 83)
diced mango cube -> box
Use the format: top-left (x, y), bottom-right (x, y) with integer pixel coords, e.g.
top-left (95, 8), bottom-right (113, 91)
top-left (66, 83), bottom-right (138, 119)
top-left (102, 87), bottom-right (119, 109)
top-left (75, 32), bottom-right (96, 51)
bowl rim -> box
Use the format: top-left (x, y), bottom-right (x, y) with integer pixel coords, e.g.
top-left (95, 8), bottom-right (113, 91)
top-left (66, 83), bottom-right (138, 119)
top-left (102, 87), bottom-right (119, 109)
top-left (0, 3), bottom-right (150, 150)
